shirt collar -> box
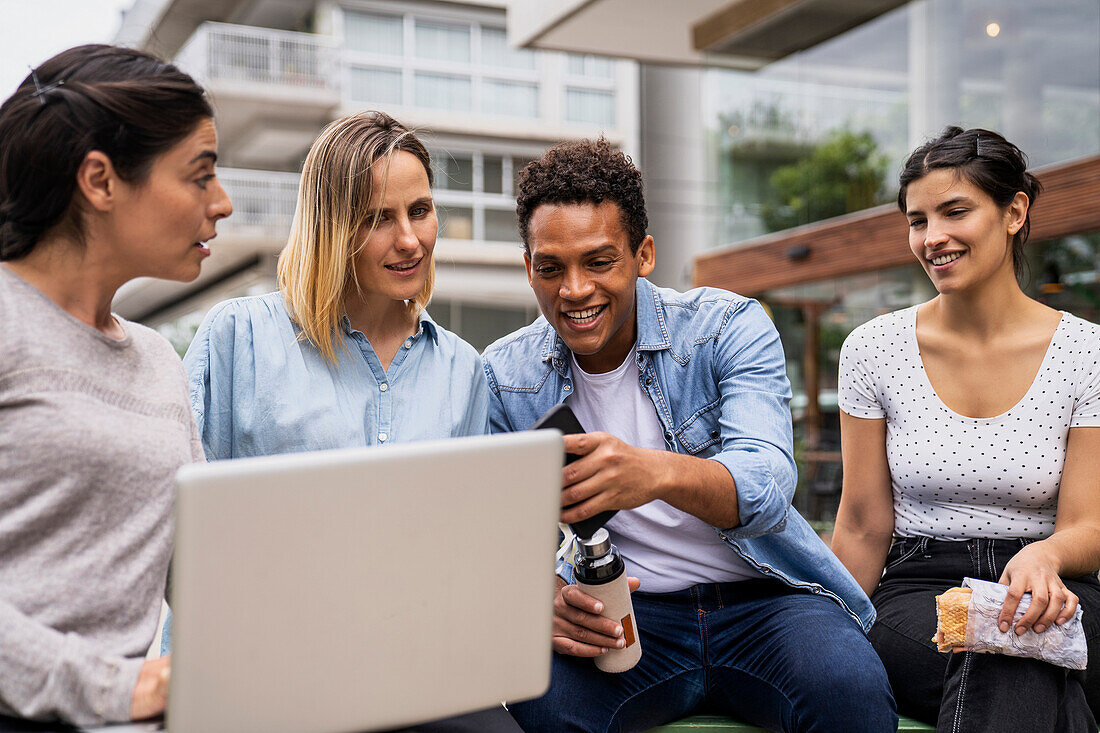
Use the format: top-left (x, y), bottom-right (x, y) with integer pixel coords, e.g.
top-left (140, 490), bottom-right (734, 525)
top-left (633, 277), bottom-right (671, 351)
top-left (339, 308), bottom-right (439, 343)
top-left (417, 308), bottom-right (440, 343)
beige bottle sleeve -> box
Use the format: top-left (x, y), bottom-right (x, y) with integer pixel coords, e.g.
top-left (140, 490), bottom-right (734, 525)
top-left (577, 576), bottom-right (643, 673)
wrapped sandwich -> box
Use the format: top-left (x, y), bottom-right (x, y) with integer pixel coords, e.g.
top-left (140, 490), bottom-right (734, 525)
top-left (933, 578), bottom-right (1087, 670)
top-left (934, 587), bottom-right (972, 651)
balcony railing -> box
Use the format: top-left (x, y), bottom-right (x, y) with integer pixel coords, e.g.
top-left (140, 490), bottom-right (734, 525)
top-left (218, 168), bottom-right (300, 239)
top-left (177, 22), bottom-right (337, 90)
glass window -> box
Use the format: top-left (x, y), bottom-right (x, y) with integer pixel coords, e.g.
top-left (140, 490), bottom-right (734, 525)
top-left (760, 264), bottom-right (932, 522)
top-left (483, 155), bottom-right (504, 194)
top-left (344, 11), bottom-right (403, 56)
top-left (1023, 232), bottom-right (1100, 324)
top-left (437, 205), bottom-right (474, 239)
top-left (415, 20), bottom-right (471, 63)
top-left (482, 79), bottom-right (538, 118)
top-left (432, 154), bottom-right (474, 191)
top-left (705, 0), bottom-right (1100, 249)
top-left (348, 66), bottom-right (403, 105)
top-left (455, 303), bottom-right (533, 351)
top-left (481, 27), bottom-right (536, 70)
top-left (512, 156), bottom-right (534, 191)
top-left (567, 53), bottom-right (615, 79)
top-left (428, 300), bottom-right (454, 331)
top-left (414, 72), bottom-right (472, 111)
top-left (565, 88), bottom-right (615, 126)
top-left (484, 208), bottom-right (519, 242)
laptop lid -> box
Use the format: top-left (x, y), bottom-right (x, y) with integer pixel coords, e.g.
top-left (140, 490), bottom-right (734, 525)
top-left (168, 431), bottom-right (562, 733)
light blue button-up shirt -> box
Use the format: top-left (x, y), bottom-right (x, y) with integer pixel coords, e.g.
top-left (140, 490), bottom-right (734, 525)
top-left (482, 277), bottom-right (875, 631)
top-left (183, 291), bottom-right (490, 460)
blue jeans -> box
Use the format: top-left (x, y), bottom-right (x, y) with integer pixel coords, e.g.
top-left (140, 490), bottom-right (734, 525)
top-left (508, 579), bottom-right (896, 733)
top-left (869, 537), bottom-right (1100, 733)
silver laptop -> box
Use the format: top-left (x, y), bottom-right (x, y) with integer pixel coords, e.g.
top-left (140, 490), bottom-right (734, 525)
top-left (165, 431), bottom-right (562, 733)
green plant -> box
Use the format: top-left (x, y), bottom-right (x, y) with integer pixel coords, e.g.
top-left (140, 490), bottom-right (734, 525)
top-left (761, 129), bottom-right (889, 232)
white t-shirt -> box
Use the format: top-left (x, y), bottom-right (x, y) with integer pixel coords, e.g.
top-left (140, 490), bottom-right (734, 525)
top-left (567, 348), bottom-right (762, 592)
top-left (838, 306), bottom-right (1100, 540)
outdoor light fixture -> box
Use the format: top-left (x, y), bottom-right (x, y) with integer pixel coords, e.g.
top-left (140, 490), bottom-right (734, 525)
top-left (986, 22), bottom-right (1001, 37)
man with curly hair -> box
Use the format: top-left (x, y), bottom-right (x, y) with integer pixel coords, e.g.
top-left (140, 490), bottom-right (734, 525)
top-left (482, 139), bottom-right (896, 732)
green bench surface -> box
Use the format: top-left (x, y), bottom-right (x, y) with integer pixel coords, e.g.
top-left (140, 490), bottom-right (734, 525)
top-left (648, 714), bottom-right (934, 731)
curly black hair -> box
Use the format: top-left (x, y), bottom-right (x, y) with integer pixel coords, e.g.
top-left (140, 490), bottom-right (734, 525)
top-left (516, 137), bottom-right (648, 254)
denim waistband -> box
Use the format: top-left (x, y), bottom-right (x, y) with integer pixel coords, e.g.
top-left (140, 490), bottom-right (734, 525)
top-left (634, 578), bottom-right (788, 613)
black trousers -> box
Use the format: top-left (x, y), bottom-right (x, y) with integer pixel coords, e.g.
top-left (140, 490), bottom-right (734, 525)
top-left (869, 537), bottom-right (1100, 733)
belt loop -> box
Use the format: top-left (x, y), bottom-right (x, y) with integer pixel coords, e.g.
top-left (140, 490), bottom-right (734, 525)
top-left (920, 536), bottom-right (931, 558)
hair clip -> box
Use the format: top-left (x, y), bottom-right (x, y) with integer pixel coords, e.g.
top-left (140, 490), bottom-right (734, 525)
top-left (975, 133), bottom-right (983, 157)
top-left (29, 66), bottom-right (65, 105)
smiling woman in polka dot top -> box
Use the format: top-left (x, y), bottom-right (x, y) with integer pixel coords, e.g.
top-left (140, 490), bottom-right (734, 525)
top-left (831, 126), bottom-right (1100, 732)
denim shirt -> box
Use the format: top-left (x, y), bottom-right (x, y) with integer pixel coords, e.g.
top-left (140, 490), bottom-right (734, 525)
top-left (183, 291), bottom-right (490, 460)
top-left (482, 278), bottom-right (875, 631)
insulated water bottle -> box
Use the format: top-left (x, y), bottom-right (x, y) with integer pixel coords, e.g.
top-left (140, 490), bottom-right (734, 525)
top-left (574, 529), bottom-right (642, 673)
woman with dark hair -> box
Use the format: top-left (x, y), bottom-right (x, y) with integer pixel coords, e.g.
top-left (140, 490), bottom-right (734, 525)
top-left (831, 126), bottom-right (1100, 731)
top-left (0, 44), bottom-right (231, 724)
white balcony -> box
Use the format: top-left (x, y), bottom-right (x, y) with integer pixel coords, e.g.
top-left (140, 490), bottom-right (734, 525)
top-left (175, 22), bottom-right (340, 164)
top-left (218, 167), bottom-right (300, 242)
top-left (178, 21), bottom-right (338, 94)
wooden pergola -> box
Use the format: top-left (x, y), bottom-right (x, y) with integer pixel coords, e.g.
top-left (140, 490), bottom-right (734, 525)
top-left (694, 155), bottom-right (1100, 296)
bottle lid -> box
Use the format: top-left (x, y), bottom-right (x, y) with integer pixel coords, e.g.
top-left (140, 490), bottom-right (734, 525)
top-left (578, 527), bottom-right (612, 560)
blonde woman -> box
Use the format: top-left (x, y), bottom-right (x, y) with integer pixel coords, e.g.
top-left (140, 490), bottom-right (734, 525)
top-left (184, 111), bottom-right (488, 458)
top-left (181, 112), bottom-right (513, 731)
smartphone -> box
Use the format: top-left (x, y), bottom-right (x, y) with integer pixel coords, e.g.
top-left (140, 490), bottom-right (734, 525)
top-left (529, 403), bottom-right (617, 539)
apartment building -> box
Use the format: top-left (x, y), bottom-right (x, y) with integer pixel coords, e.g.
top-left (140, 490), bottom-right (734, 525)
top-left (112, 0), bottom-right (638, 352)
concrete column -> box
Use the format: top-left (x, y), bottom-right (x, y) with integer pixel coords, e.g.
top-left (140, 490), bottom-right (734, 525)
top-left (908, 0), bottom-right (963, 147)
top-left (1002, 21), bottom-right (1044, 157)
top-left (639, 64), bottom-right (714, 291)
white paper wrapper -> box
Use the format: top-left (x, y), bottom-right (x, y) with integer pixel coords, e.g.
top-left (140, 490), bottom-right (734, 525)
top-left (961, 577), bottom-right (1087, 670)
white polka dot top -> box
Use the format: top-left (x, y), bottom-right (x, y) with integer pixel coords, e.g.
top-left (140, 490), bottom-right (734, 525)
top-left (838, 306), bottom-right (1100, 540)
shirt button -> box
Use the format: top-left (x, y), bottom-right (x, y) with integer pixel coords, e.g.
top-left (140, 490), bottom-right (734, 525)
top-left (403, 339), bottom-right (413, 349)
top-left (664, 431), bottom-right (673, 441)
top-left (378, 432), bottom-right (388, 442)
top-left (563, 384), bottom-right (572, 392)
top-left (380, 383), bottom-right (388, 392)
top-left (644, 377), bottom-right (653, 386)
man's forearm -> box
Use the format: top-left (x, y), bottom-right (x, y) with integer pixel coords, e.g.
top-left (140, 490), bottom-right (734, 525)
top-left (653, 450), bottom-right (740, 529)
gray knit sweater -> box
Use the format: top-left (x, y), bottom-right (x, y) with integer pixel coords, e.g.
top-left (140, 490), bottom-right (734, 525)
top-left (0, 266), bottom-right (202, 725)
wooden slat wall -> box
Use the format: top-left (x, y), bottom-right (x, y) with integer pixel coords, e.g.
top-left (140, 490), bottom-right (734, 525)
top-left (693, 155), bottom-right (1100, 296)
